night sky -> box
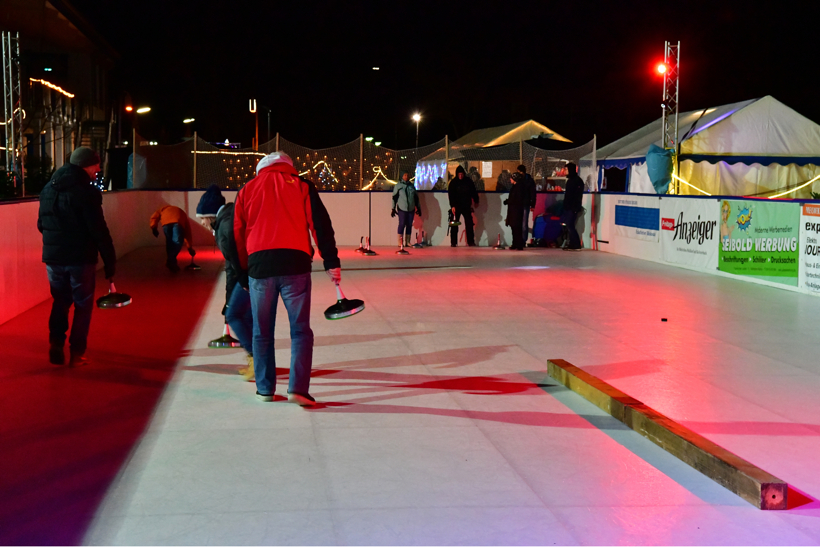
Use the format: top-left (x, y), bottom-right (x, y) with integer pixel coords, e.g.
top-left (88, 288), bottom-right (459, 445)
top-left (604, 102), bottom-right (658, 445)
top-left (72, 0), bottom-right (820, 151)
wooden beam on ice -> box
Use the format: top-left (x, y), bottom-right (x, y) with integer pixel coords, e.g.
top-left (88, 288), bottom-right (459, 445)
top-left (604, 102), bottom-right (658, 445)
top-left (547, 358), bottom-right (788, 510)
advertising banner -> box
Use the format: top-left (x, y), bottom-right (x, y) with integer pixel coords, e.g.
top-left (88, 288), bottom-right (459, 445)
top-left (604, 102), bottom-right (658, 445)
top-left (614, 196), bottom-right (660, 241)
top-left (660, 198), bottom-right (719, 270)
top-left (718, 199), bottom-right (799, 286)
top-left (798, 203), bottom-right (820, 294)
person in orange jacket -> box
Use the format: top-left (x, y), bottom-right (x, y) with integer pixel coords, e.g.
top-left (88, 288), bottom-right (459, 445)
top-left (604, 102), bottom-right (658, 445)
top-left (149, 205), bottom-right (195, 272)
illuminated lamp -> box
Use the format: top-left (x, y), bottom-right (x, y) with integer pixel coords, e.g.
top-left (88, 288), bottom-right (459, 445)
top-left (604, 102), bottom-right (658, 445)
top-left (125, 106), bottom-right (133, 112)
top-left (656, 63), bottom-right (668, 75)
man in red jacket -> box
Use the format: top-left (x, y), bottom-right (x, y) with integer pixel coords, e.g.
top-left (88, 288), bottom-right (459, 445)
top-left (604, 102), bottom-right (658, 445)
top-left (234, 151), bottom-right (341, 405)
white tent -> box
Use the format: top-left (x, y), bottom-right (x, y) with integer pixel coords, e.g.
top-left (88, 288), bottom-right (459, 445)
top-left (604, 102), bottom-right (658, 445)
top-left (597, 96), bottom-right (820, 197)
top-left (455, 120), bottom-right (571, 147)
top-left (415, 120), bottom-right (572, 189)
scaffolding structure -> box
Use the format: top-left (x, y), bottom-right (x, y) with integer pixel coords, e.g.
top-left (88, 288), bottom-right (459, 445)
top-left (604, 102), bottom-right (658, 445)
top-left (661, 40), bottom-right (680, 193)
top-left (2, 31), bottom-right (24, 194)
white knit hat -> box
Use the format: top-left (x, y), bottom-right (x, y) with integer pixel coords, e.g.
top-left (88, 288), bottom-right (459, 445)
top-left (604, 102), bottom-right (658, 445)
top-left (256, 151), bottom-right (293, 175)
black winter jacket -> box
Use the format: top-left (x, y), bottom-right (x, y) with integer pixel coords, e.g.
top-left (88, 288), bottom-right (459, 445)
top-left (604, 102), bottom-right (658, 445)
top-left (521, 173), bottom-right (537, 209)
top-left (563, 174), bottom-right (585, 213)
top-left (448, 167), bottom-right (479, 210)
top-left (505, 181), bottom-right (528, 225)
top-left (37, 164), bottom-right (116, 278)
top-left (212, 202), bottom-right (241, 312)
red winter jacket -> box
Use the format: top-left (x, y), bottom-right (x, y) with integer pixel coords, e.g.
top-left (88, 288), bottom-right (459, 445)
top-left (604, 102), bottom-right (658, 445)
top-left (234, 160), bottom-right (340, 283)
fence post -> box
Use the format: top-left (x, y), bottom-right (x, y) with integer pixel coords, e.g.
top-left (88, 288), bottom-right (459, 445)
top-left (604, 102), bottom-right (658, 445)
top-left (192, 131), bottom-right (197, 188)
top-left (132, 128), bottom-right (136, 189)
top-left (275, 132), bottom-right (279, 152)
top-left (445, 135), bottom-right (449, 188)
top-left (359, 133), bottom-right (364, 190)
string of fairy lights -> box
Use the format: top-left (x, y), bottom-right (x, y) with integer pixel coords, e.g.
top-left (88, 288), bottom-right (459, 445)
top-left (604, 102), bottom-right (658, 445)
top-left (191, 147), bottom-right (403, 190)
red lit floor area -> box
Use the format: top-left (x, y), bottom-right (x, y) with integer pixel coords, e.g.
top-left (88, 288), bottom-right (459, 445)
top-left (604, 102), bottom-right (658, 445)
top-left (4, 245), bottom-right (820, 545)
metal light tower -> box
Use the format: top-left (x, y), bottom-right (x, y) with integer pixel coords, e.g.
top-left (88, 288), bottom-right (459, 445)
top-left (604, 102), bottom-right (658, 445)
top-left (412, 113), bottom-right (421, 149)
top-left (660, 41), bottom-right (680, 193)
top-left (2, 31), bottom-right (24, 194)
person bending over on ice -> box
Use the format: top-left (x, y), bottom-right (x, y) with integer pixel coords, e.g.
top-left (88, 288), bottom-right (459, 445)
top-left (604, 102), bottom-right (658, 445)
top-left (149, 204), bottom-right (195, 272)
top-left (391, 172), bottom-right (421, 248)
top-left (234, 152), bottom-right (341, 406)
top-left (196, 185), bottom-right (255, 381)
top-left (38, 146), bottom-right (116, 366)
top-left (448, 165), bottom-right (479, 247)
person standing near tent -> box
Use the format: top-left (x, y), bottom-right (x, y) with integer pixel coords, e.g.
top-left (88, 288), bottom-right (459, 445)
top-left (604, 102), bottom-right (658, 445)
top-left (149, 205), bottom-right (195, 272)
top-left (196, 185), bottom-right (255, 381)
top-left (37, 146), bottom-right (117, 366)
top-left (505, 171), bottom-right (528, 250)
top-left (391, 172), bottom-right (421, 248)
top-left (448, 166), bottom-right (479, 247)
top-left (516, 165), bottom-right (537, 246)
top-left (562, 162), bottom-right (585, 251)
top-left (234, 151), bottom-right (341, 405)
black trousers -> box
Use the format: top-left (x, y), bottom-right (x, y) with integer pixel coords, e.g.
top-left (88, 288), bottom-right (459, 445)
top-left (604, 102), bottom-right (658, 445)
top-left (450, 207), bottom-right (475, 246)
top-left (508, 209), bottom-right (525, 249)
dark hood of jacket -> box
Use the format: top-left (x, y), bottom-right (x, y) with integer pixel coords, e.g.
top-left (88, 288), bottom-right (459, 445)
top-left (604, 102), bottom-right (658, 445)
top-left (49, 163), bottom-right (91, 192)
top-left (454, 166), bottom-right (466, 177)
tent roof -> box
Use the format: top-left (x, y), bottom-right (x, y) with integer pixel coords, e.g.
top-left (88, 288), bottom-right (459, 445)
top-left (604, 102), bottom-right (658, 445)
top-left (597, 99), bottom-right (758, 161)
top-left (680, 95), bottom-right (820, 156)
top-left (456, 120), bottom-right (572, 147)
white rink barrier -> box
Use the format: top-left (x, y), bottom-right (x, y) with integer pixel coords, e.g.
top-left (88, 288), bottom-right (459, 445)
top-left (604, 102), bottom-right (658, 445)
top-left (593, 193), bottom-right (820, 297)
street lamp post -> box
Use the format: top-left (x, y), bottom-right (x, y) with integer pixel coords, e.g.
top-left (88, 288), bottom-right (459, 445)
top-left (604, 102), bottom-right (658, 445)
top-left (412, 113), bottom-right (421, 149)
top-left (249, 99), bottom-right (258, 150)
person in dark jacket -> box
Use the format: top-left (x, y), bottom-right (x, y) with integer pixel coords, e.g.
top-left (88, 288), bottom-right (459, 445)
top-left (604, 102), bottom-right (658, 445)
top-left (234, 152), bottom-right (341, 405)
top-left (505, 171), bottom-right (528, 250)
top-left (562, 162), bottom-right (585, 251)
top-left (516, 165), bottom-right (537, 246)
top-left (37, 147), bottom-right (116, 366)
top-left (197, 185), bottom-right (255, 380)
top-left (391, 172), bottom-right (421, 248)
top-left (447, 165), bottom-right (479, 247)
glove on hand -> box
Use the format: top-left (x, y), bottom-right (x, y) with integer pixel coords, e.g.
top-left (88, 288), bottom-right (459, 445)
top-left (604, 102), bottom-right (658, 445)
top-left (104, 264), bottom-right (116, 279)
top-left (152, 227), bottom-right (159, 238)
top-left (415, 208), bottom-right (422, 216)
top-left (391, 209), bottom-right (396, 218)
top-left (188, 247), bottom-right (196, 257)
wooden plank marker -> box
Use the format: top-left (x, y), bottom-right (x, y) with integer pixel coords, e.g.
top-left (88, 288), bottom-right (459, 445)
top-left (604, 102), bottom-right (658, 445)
top-left (547, 359), bottom-right (788, 510)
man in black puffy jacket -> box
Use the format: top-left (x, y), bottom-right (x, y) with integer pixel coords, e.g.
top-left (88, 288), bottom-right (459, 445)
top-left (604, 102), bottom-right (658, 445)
top-left (448, 166), bottom-right (479, 247)
top-left (37, 147), bottom-right (116, 366)
top-left (562, 162), bottom-right (585, 251)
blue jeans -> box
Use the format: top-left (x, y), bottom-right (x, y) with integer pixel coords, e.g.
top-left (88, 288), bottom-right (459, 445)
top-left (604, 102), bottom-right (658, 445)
top-left (46, 263), bottom-right (97, 355)
top-left (249, 273), bottom-right (314, 395)
top-left (163, 223), bottom-right (184, 268)
top-left (397, 210), bottom-right (414, 235)
top-left (225, 282), bottom-right (253, 355)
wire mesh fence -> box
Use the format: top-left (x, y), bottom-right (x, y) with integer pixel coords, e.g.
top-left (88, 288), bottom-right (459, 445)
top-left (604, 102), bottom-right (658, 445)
top-left (130, 132), bottom-right (595, 193)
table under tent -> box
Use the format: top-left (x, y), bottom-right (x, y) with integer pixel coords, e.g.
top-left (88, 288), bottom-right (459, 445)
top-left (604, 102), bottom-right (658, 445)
top-left (595, 95), bottom-right (820, 198)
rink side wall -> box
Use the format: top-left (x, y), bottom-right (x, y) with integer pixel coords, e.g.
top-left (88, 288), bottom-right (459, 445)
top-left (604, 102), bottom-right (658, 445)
top-left (25, 188), bottom-right (820, 326)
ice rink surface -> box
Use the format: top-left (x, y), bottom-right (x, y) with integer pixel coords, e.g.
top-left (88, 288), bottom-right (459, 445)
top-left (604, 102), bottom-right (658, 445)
top-left (2, 245), bottom-right (820, 545)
